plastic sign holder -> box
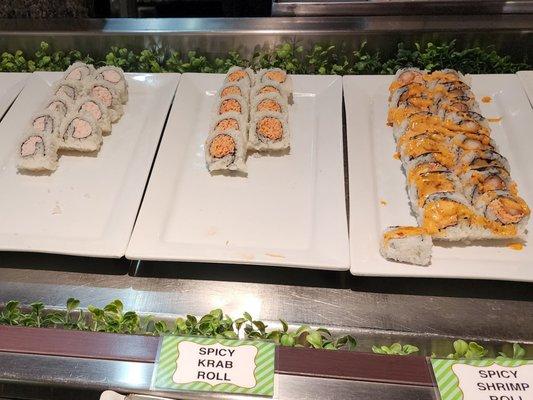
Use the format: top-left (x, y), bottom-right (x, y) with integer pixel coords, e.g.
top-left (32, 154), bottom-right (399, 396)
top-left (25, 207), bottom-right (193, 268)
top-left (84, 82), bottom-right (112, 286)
top-left (431, 359), bottom-right (533, 400)
top-left (152, 336), bottom-right (276, 397)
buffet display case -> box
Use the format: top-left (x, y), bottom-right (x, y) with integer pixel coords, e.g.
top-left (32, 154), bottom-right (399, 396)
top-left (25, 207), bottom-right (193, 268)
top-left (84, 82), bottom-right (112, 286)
top-left (0, 14), bottom-right (532, 400)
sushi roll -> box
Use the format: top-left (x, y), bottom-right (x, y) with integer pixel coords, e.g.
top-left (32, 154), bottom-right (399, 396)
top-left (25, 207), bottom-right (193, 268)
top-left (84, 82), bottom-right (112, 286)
top-left (52, 80), bottom-right (84, 102)
top-left (73, 96), bottom-right (112, 135)
top-left (95, 66), bottom-right (128, 104)
top-left (209, 112), bottom-right (248, 136)
top-left (18, 130), bottom-right (59, 172)
top-left (251, 92), bottom-right (289, 115)
top-left (59, 112), bottom-right (102, 152)
top-left (213, 95), bottom-right (248, 120)
top-left (205, 129), bottom-right (247, 173)
top-left (29, 111), bottom-right (61, 137)
top-left (461, 167), bottom-right (513, 203)
top-left (248, 111), bottom-right (290, 151)
top-left (218, 82), bottom-right (250, 101)
top-left (407, 170), bottom-right (463, 215)
top-left (85, 80), bottom-right (123, 123)
top-left (256, 68), bottom-right (293, 98)
top-left (251, 81), bottom-right (289, 100)
top-left (473, 191), bottom-right (530, 234)
top-left (43, 95), bottom-right (72, 118)
top-left (224, 67), bottom-right (254, 87)
top-left (380, 226), bottom-right (433, 266)
top-left (63, 62), bottom-right (96, 82)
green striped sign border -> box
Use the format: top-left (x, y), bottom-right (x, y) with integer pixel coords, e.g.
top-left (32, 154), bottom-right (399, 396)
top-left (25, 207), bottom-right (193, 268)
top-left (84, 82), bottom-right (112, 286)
top-left (153, 336), bottom-right (275, 397)
top-left (431, 359), bottom-right (532, 400)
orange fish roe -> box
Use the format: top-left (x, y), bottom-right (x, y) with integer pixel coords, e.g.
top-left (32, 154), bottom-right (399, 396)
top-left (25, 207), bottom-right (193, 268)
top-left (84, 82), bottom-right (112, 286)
top-left (481, 96), bottom-right (492, 103)
top-left (257, 99), bottom-right (282, 112)
top-left (209, 134), bottom-right (236, 158)
top-left (215, 118), bottom-right (239, 132)
top-left (227, 70), bottom-right (247, 82)
top-left (259, 86), bottom-right (279, 95)
top-left (219, 99), bottom-right (241, 114)
top-left (265, 70), bottom-right (286, 83)
top-left (221, 86), bottom-right (241, 97)
top-left (258, 117), bottom-right (283, 141)
top-left (508, 242), bottom-right (524, 251)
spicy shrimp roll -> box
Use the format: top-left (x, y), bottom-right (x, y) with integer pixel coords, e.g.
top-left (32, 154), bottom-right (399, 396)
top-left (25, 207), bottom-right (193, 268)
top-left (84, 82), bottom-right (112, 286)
top-left (52, 80), bottom-right (84, 102)
top-left (59, 112), bottom-right (103, 152)
top-left (205, 129), bottom-right (247, 173)
top-left (218, 82), bottom-right (249, 101)
top-left (85, 80), bottom-right (123, 123)
top-left (63, 62), bottom-right (96, 82)
top-left (29, 111), bottom-right (61, 137)
top-left (73, 96), bottom-right (112, 135)
top-left (380, 226), bottom-right (433, 266)
top-left (224, 66), bottom-right (254, 87)
top-left (256, 68), bottom-right (292, 98)
top-left (209, 112), bottom-right (248, 136)
top-left (251, 81), bottom-right (288, 100)
top-left (96, 66), bottom-right (128, 104)
top-left (251, 92), bottom-right (289, 115)
top-left (213, 95), bottom-right (248, 121)
top-left (43, 95), bottom-right (72, 118)
top-left (18, 130), bottom-right (59, 172)
top-left (249, 111), bottom-right (290, 151)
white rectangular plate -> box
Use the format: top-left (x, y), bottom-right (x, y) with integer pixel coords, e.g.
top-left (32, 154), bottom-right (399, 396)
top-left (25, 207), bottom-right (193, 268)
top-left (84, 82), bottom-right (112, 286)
top-left (0, 72), bottom-right (180, 257)
top-left (0, 73), bottom-right (30, 120)
top-left (344, 74), bottom-right (533, 281)
top-left (517, 71), bottom-right (533, 108)
top-left (127, 73), bottom-right (349, 270)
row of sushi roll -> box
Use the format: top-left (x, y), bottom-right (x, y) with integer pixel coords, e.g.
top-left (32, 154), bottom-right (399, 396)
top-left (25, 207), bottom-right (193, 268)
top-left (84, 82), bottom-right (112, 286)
top-left (205, 66), bottom-right (292, 173)
top-left (18, 62), bottom-right (129, 173)
top-left (380, 68), bottom-right (530, 266)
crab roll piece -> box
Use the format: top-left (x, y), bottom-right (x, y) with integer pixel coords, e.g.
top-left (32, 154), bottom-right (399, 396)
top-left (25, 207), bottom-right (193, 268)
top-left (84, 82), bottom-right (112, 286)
top-left (214, 94), bottom-right (248, 120)
top-left (257, 68), bottom-right (292, 96)
top-left (63, 62), bottom-right (96, 82)
top-left (96, 66), bottom-right (128, 104)
top-left (18, 131), bottom-right (59, 172)
top-left (43, 95), bottom-right (72, 118)
top-left (30, 111), bottom-right (61, 137)
top-left (218, 82), bottom-right (249, 100)
top-left (52, 80), bottom-right (84, 102)
top-left (59, 112), bottom-right (103, 152)
top-left (390, 68), bottom-right (426, 90)
top-left (251, 92), bottom-right (289, 116)
top-left (205, 129), bottom-right (247, 173)
top-left (74, 96), bottom-right (112, 135)
top-left (85, 80), bottom-right (123, 123)
top-left (224, 66), bottom-right (254, 87)
top-left (380, 226), bottom-right (432, 266)
top-left (209, 112), bottom-right (248, 136)
top-left (249, 111), bottom-right (290, 151)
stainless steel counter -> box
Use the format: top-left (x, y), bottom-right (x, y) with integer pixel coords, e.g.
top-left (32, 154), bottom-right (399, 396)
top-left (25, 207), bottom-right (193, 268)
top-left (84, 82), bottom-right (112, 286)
top-left (0, 17), bottom-right (531, 60)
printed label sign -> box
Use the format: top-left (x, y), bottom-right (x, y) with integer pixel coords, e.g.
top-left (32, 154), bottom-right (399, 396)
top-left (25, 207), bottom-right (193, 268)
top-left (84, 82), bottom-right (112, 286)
top-left (431, 359), bottom-right (533, 400)
top-left (153, 336), bottom-right (275, 397)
